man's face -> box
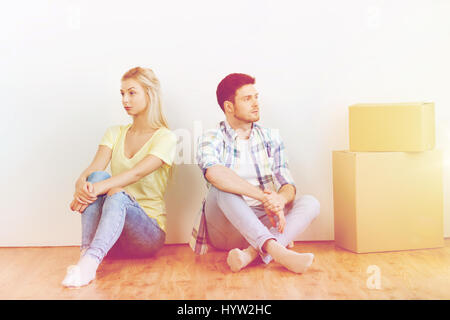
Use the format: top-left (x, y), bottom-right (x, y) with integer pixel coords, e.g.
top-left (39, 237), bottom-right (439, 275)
top-left (228, 84), bottom-right (260, 123)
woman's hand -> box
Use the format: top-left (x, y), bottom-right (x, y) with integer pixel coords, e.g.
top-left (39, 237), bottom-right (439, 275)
top-left (91, 181), bottom-right (108, 197)
top-left (70, 182), bottom-right (101, 214)
top-left (74, 179), bottom-right (97, 205)
top-left (69, 180), bottom-right (111, 214)
top-left (70, 198), bottom-right (89, 214)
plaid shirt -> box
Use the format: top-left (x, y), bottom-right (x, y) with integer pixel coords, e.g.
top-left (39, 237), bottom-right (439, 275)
top-left (189, 120), bottom-right (296, 254)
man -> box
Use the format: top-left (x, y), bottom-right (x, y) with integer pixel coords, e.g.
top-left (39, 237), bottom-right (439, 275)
top-left (189, 73), bottom-right (320, 273)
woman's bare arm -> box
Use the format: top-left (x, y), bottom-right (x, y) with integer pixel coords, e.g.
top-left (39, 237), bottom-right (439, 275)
top-left (72, 145), bottom-right (112, 208)
top-left (71, 154), bottom-right (165, 213)
top-left (76, 145), bottom-right (113, 185)
top-left (91, 154), bottom-right (164, 196)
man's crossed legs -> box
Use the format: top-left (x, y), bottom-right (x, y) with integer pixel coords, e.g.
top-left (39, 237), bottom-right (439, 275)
top-left (205, 187), bottom-right (320, 273)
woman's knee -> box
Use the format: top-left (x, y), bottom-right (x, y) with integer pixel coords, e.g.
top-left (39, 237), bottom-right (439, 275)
top-left (87, 171), bottom-right (111, 183)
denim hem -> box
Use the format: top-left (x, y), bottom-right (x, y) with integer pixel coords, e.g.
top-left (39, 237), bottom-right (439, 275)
top-left (85, 252), bottom-right (101, 264)
top-left (256, 235), bottom-right (277, 264)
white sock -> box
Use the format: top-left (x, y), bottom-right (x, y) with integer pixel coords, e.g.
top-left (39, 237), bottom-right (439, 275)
top-left (227, 246), bottom-right (259, 272)
top-left (265, 240), bottom-right (314, 274)
top-left (62, 254), bottom-right (99, 288)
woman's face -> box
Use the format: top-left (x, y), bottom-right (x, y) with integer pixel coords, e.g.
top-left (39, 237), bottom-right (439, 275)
top-left (120, 78), bottom-right (148, 116)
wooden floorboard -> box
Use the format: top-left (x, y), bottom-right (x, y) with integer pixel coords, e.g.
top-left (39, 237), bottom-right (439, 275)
top-left (0, 240), bottom-right (449, 300)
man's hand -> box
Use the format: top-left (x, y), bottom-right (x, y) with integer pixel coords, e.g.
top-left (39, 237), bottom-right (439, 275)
top-left (262, 189), bottom-right (287, 233)
top-left (262, 189), bottom-right (286, 213)
top-left (264, 206), bottom-right (286, 233)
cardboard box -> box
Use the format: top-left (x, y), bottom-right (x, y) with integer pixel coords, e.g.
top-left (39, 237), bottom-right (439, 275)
top-left (332, 150), bottom-right (443, 253)
top-left (349, 102), bottom-right (435, 152)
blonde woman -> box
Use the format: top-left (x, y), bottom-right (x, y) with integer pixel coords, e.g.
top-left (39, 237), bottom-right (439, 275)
top-left (62, 67), bottom-right (177, 288)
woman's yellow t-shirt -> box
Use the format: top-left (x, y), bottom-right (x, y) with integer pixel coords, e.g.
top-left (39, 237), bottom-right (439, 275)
top-left (99, 124), bottom-right (177, 232)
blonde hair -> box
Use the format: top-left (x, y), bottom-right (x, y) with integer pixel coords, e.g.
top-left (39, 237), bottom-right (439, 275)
top-left (122, 67), bottom-right (169, 129)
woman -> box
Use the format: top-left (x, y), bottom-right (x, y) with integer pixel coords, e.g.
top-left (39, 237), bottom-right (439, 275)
top-left (62, 67), bottom-right (177, 288)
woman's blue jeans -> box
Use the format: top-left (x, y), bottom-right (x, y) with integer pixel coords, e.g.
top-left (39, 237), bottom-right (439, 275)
top-left (81, 171), bottom-right (166, 264)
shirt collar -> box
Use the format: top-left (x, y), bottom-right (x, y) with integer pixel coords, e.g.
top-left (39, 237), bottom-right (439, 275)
top-left (221, 119), bottom-right (257, 141)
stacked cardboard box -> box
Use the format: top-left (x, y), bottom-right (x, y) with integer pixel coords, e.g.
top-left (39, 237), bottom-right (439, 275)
top-left (332, 102), bottom-right (443, 253)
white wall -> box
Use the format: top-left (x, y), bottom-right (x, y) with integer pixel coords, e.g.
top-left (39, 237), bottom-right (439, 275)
top-left (1, 0), bottom-right (449, 246)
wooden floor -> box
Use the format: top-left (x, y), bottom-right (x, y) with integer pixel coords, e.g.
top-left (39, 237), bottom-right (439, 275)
top-left (1, 240), bottom-right (449, 300)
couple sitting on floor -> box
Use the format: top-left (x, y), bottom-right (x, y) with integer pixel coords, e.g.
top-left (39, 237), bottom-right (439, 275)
top-left (62, 67), bottom-right (320, 288)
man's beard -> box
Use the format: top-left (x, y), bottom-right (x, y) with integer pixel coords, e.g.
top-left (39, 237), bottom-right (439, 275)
top-left (235, 112), bottom-right (260, 123)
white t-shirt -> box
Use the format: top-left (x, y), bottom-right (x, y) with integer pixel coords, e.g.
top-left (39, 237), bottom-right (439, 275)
top-left (232, 138), bottom-right (263, 207)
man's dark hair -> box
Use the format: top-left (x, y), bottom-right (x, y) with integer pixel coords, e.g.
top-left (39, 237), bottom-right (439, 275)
top-left (216, 73), bottom-right (255, 112)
